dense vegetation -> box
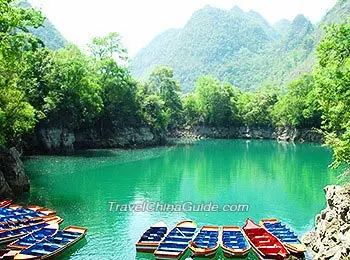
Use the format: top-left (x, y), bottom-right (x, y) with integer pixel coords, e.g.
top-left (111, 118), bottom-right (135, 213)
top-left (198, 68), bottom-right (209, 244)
top-left (130, 1), bottom-right (350, 93)
top-left (0, 0), bottom-right (349, 172)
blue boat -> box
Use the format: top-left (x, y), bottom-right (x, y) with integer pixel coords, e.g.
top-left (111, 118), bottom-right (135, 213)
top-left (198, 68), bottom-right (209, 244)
top-left (14, 226), bottom-right (87, 260)
top-left (260, 219), bottom-right (306, 254)
top-left (0, 207), bottom-right (46, 224)
top-left (136, 221), bottom-right (168, 253)
top-left (0, 217), bottom-right (61, 245)
top-left (154, 220), bottom-right (197, 260)
top-left (221, 226), bottom-right (250, 258)
top-left (8, 223), bottom-right (59, 250)
top-left (189, 226), bottom-right (219, 258)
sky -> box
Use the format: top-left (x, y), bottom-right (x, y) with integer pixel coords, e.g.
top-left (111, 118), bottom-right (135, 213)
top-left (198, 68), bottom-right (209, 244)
top-left (28, 0), bottom-right (337, 57)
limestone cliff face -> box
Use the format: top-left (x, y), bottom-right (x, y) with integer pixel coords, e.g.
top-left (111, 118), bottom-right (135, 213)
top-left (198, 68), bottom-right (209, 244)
top-left (171, 125), bottom-right (322, 143)
top-left (0, 147), bottom-right (30, 199)
top-left (302, 185), bottom-right (350, 259)
top-left (24, 124), bottom-right (165, 155)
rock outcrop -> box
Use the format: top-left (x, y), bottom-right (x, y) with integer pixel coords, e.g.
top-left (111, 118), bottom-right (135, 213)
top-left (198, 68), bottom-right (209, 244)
top-left (302, 184), bottom-right (350, 259)
top-left (170, 125), bottom-right (322, 143)
top-left (0, 147), bottom-right (30, 198)
top-left (24, 124), bottom-right (165, 155)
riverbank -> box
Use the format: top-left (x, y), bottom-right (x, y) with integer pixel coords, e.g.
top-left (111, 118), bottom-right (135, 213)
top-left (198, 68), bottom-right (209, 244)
top-left (170, 125), bottom-right (322, 143)
top-left (302, 184), bottom-right (350, 259)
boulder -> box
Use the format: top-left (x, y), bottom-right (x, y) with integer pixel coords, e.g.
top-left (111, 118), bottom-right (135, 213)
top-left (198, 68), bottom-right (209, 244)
top-left (0, 147), bottom-right (30, 198)
top-left (302, 184), bottom-right (350, 259)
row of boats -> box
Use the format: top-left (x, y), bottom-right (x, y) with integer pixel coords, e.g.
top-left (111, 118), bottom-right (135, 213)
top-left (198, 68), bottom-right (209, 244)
top-left (136, 218), bottom-right (307, 259)
top-left (0, 199), bottom-right (87, 259)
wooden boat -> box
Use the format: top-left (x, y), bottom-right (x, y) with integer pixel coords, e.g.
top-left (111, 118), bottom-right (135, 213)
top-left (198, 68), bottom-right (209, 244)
top-left (242, 219), bottom-right (289, 260)
top-left (0, 213), bottom-right (47, 224)
top-left (27, 207), bottom-right (56, 217)
top-left (221, 226), bottom-right (251, 258)
top-left (188, 226), bottom-right (219, 258)
top-left (14, 226), bottom-right (87, 259)
top-left (260, 219), bottom-right (306, 254)
top-left (154, 220), bottom-right (197, 260)
top-left (0, 217), bottom-right (62, 245)
top-left (0, 249), bottom-right (21, 259)
top-left (0, 200), bottom-right (12, 209)
top-left (136, 221), bottom-right (168, 253)
top-left (0, 216), bottom-right (62, 232)
top-left (8, 223), bottom-right (59, 250)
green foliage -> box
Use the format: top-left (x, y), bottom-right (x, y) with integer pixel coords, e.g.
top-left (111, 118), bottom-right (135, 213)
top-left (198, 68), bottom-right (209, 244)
top-left (0, 87), bottom-right (36, 146)
top-left (272, 75), bottom-right (321, 127)
top-left (149, 66), bottom-right (183, 129)
top-left (182, 93), bottom-right (200, 125)
top-left (238, 86), bottom-right (280, 126)
top-left (137, 83), bottom-right (168, 131)
top-left (315, 20), bottom-right (350, 167)
top-left (89, 32), bottom-right (128, 61)
top-left (194, 76), bottom-right (241, 126)
top-left (98, 58), bottom-right (140, 126)
top-left (0, 0), bottom-right (45, 145)
top-left (45, 45), bottom-right (103, 128)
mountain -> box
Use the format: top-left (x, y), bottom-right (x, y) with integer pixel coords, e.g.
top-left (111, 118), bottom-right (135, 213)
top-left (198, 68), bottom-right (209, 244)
top-left (130, 1), bottom-right (350, 92)
top-left (21, 1), bottom-right (66, 50)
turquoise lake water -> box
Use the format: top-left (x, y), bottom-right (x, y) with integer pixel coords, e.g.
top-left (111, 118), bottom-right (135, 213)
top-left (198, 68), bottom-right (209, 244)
top-left (21, 139), bottom-right (339, 259)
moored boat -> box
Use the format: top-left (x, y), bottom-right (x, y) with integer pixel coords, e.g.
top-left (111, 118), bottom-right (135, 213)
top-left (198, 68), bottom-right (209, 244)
top-left (260, 219), bottom-right (306, 254)
top-left (0, 200), bottom-right (12, 209)
top-left (8, 223), bottom-right (59, 250)
top-left (136, 221), bottom-right (168, 253)
top-left (242, 219), bottom-right (289, 260)
top-left (188, 226), bottom-right (219, 258)
top-left (14, 226), bottom-right (87, 259)
top-left (154, 220), bottom-right (197, 260)
top-left (0, 217), bottom-right (62, 245)
top-left (0, 249), bottom-right (21, 259)
top-left (26, 207), bottom-right (56, 217)
top-left (221, 226), bottom-right (250, 258)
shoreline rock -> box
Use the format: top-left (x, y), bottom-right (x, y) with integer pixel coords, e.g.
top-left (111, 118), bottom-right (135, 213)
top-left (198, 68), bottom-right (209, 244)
top-left (0, 147), bottom-right (30, 199)
top-left (302, 184), bottom-right (350, 259)
top-left (169, 125), bottom-right (322, 143)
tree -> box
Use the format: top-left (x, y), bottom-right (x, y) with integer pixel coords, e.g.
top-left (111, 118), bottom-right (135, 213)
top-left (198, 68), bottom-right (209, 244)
top-left (238, 86), bottom-right (280, 126)
top-left (182, 93), bottom-right (200, 125)
top-left (149, 66), bottom-right (183, 129)
top-left (315, 20), bottom-right (350, 167)
top-left (98, 58), bottom-right (140, 127)
top-left (137, 83), bottom-right (168, 131)
top-left (195, 76), bottom-right (240, 126)
top-left (44, 45), bottom-right (103, 129)
top-left (0, 0), bottom-right (45, 145)
top-left (88, 32), bottom-right (128, 61)
top-left (272, 74), bottom-right (321, 128)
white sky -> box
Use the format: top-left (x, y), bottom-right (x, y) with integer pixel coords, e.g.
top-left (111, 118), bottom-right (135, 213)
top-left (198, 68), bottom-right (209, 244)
top-left (28, 0), bottom-right (337, 57)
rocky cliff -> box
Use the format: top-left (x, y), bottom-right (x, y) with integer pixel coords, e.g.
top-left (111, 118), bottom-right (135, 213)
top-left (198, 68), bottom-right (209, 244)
top-left (171, 125), bottom-right (322, 143)
top-left (24, 124), bottom-right (166, 155)
top-left (0, 147), bottom-right (30, 199)
top-left (302, 184), bottom-right (350, 259)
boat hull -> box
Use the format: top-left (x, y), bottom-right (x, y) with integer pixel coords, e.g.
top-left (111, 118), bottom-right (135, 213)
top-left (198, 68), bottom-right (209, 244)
top-left (189, 226), bottom-right (219, 259)
top-left (221, 226), bottom-right (250, 259)
top-left (136, 221), bottom-right (167, 253)
top-left (154, 220), bottom-right (197, 260)
top-left (260, 219), bottom-right (306, 255)
top-left (243, 219), bottom-right (289, 260)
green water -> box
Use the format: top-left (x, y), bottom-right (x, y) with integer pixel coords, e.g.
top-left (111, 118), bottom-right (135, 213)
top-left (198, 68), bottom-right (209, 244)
top-left (21, 139), bottom-right (338, 259)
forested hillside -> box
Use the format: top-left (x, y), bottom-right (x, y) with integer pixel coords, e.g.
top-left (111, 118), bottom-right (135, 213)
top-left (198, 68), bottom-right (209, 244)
top-left (130, 1), bottom-right (350, 92)
top-left (21, 1), bottom-right (66, 50)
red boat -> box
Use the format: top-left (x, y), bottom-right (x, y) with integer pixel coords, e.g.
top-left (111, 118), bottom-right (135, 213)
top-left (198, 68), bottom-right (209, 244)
top-left (0, 199), bottom-right (12, 208)
top-left (242, 219), bottom-right (289, 260)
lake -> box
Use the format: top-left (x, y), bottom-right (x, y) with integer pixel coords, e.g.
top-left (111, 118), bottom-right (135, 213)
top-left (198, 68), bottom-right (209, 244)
top-left (21, 139), bottom-right (339, 259)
